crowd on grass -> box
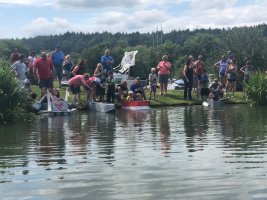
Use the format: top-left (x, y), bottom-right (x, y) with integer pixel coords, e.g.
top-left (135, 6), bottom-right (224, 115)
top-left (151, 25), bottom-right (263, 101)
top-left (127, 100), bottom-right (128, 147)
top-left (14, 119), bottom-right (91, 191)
top-left (9, 46), bottom-right (255, 109)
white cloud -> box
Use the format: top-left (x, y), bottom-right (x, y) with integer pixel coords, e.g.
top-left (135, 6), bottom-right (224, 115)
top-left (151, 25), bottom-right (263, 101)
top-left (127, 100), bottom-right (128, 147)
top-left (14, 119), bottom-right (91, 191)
top-left (54, 0), bottom-right (141, 9)
top-left (23, 17), bottom-right (72, 37)
top-left (2, 0), bottom-right (267, 38)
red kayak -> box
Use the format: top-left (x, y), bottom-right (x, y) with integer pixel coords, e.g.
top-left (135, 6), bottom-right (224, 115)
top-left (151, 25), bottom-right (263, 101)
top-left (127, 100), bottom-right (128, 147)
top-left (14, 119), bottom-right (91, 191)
top-left (121, 100), bottom-right (150, 110)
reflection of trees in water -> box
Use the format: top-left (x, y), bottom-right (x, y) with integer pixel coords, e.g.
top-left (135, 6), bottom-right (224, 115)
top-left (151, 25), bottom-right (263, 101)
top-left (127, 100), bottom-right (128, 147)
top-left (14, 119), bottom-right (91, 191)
top-left (0, 123), bottom-right (32, 171)
top-left (184, 106), bottom-right (209, 152)
top-left (211, 106), bottom-right (267, 148)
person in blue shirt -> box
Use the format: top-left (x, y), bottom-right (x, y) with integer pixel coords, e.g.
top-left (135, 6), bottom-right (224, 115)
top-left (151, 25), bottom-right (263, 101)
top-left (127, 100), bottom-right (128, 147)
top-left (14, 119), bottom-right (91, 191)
top-left (51, 45), bottom-right (64, 86)
top-left (101, 49), bottom-right (114, 75)
top-left (130, 77), bottom-right (146, 100)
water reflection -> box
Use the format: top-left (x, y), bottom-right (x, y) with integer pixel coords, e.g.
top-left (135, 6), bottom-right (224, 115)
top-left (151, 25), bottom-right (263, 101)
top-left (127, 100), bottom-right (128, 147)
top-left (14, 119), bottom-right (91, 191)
top-left (1, 106), bottom-right (267, 199)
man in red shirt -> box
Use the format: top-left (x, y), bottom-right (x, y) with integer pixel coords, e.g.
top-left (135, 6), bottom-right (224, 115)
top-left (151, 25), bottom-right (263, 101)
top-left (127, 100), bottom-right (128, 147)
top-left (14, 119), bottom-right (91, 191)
top-left (33, 52), bottom-right (54, 89)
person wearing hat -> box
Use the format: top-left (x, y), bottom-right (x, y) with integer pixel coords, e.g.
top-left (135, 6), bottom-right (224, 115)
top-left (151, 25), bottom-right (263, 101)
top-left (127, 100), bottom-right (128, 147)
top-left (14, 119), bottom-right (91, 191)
top-left (85, 76), bottom-right (100, 101)
top-left (51, 45), bottom-right (65, 86)
top-left (157, 55), bottom-right (171, 95)
top-left (10, 54), bottom-right (27, 87)
top-left (68, 73), bottom-right (92, 104)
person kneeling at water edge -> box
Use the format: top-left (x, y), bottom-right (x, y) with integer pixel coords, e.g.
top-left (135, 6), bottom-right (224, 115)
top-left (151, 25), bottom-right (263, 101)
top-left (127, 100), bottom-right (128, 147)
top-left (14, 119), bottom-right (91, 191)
top-left (68, 73), bottom-right (93, 104)
top-left (84, 76), bottom-right (101, 102)
top-left (130, 77), bottom-right (146, 100)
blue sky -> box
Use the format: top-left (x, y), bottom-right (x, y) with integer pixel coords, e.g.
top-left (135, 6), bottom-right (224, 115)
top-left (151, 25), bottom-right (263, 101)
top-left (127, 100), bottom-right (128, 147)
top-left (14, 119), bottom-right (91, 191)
top-left (0, 0), bottom-right (266, 39)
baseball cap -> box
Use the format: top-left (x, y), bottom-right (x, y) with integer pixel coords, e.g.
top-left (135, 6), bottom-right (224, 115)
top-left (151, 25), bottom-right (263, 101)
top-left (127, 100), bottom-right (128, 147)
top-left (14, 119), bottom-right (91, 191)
top-left (94, 78), bottom-right (100, 83)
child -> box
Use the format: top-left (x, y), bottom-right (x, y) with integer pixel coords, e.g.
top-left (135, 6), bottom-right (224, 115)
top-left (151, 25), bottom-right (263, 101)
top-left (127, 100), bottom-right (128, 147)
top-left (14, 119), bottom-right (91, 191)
top-left (149, 68), bottom-right (157, 100)
top-left (126, 91), bottom-right (134, 101)
top-left (135, 93), bottom-right (143, 101)
top-left (106, 70), bottom-right (115, 103)
top-left (200, 69), bottom-right (209, 101)
top-left (39, 87), bottom-right (48, 103)
top-left (51, 88), bottom-right (63, 102)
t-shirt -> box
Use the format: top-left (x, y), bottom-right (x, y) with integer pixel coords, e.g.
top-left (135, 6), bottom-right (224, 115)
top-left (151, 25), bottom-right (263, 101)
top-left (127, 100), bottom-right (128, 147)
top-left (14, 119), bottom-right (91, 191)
top-left (158, 61), bottom-right (171, 75)
top-left (149, 73), bottom-right (157, 86)
top-left (11, 61), bottom-right (27, 81)
top-left (68, 75), bottom-right (85, 87)
top-left (51, 50), bottom-right (64, 67)
top-left (34, 58), bottom-right (53, 79)
top-left (195, 60), bottom-right (204, 75)
top-left (215, 60), bottom-right (228, 74)
top-left (101, 55), bottom-right (113, 72)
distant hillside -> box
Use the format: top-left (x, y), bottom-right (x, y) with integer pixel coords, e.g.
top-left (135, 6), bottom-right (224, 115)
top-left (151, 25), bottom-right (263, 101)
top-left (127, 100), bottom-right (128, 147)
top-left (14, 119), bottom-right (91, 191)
top-left (1, 24), bottom-right (267, 79)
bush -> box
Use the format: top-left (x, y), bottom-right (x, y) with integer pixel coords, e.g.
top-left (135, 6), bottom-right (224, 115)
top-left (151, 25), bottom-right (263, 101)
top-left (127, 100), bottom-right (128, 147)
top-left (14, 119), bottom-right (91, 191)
top-left (244, 71), bottom-right (267, 106)
top-left (0, 64), bottom-right (32, 122)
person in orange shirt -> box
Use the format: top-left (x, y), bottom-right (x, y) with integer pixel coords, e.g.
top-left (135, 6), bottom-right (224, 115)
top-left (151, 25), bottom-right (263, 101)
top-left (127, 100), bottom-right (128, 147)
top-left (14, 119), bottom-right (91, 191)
top-left (157, 55), bottom-right (171, 95)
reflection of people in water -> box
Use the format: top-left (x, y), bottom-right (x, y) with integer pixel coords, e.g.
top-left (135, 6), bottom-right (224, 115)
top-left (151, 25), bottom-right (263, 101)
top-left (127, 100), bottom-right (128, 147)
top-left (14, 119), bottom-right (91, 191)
top-left (159, 109), bottom-right (171, 154)
top-left (36, 116), bottom-right (66, 166)
top-left (183, 106), bottom-right (209, 152)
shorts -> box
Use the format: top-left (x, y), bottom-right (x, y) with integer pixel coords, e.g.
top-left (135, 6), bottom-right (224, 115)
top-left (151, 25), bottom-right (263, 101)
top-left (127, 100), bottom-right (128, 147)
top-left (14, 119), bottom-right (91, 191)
top-left (150, 85), bottom-right (157, 92)
top-left (158, 74), bottom-right (169, 83)
top-left (70, 85), bottom-right (80, 94)
top-left (39, 78), bottom-right (53, 89)
top-left (54, 66), bottom-right (63, 79)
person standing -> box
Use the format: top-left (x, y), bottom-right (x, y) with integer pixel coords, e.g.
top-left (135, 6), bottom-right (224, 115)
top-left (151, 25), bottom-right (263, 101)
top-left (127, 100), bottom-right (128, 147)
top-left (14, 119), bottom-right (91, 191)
top-left (10, 54), bottom-right (27, 87)
top-left (214, 55), bottom-right (228, 87)
top-left (27, 52), bottom-right (37, 84)
top-left (10, 48), bottom-right (20, 64)
top-left (106, 70), bottom-right (116, 103)
top-left (225, 59), bottom-right (238, 97)
top-left (63, 55), bottom-right (74, 80)
top-left (101, 49), bottom-right (114, 75)
top-left (183, 57), bottom-right (194, 100)
top-left (33, 52), bottom-right (54, 89)
top-left (240, 60), bottom-right (254, 83)
top-left (157, 55), bottom-right (171, 95)
top-left (148, 67), bottom-right (157, 100)
top-left (69, 60), bottom-right (86, 79)
top-left (51, 45), bottom-right (64, 86)
top-left (194, 55), bottom-right (205, 91)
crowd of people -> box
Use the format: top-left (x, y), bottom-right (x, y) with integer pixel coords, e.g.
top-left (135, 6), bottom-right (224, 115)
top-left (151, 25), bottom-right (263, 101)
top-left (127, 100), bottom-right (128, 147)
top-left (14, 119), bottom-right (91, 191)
top-left (9, 46), bottom-right (255, 108)
top-left (183, 51), bottom-right (255, 102)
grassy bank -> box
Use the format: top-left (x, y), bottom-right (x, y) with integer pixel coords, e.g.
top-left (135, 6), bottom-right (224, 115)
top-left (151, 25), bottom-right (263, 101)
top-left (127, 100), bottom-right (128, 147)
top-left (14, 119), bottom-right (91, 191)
top-left (31, 83), bottom-right (247, 110)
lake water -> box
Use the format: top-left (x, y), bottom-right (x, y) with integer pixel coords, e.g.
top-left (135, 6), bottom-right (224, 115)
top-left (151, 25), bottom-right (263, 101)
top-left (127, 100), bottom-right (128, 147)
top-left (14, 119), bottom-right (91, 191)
top-left (1, 105), bottom-right (267, 200)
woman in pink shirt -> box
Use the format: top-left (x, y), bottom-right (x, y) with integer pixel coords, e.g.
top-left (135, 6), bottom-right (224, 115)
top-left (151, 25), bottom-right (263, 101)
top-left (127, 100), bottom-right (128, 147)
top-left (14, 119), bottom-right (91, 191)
top-left (68, 73), bottom-right (92, 104)
top-left (157, 55), bottom-right (171, 95)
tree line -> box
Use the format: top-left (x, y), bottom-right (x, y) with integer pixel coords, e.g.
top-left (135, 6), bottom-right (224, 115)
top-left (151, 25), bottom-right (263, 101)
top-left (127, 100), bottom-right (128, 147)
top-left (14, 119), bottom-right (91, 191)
top-left (1, 24), bottom-right (267, 80)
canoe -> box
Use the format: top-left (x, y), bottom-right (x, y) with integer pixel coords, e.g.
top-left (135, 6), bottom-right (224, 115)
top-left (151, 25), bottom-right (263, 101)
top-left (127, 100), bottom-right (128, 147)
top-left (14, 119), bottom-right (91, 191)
top-left (121, 100), bottom-right (150, 110)
top-left (88, 100), bottom-right (115, 113)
